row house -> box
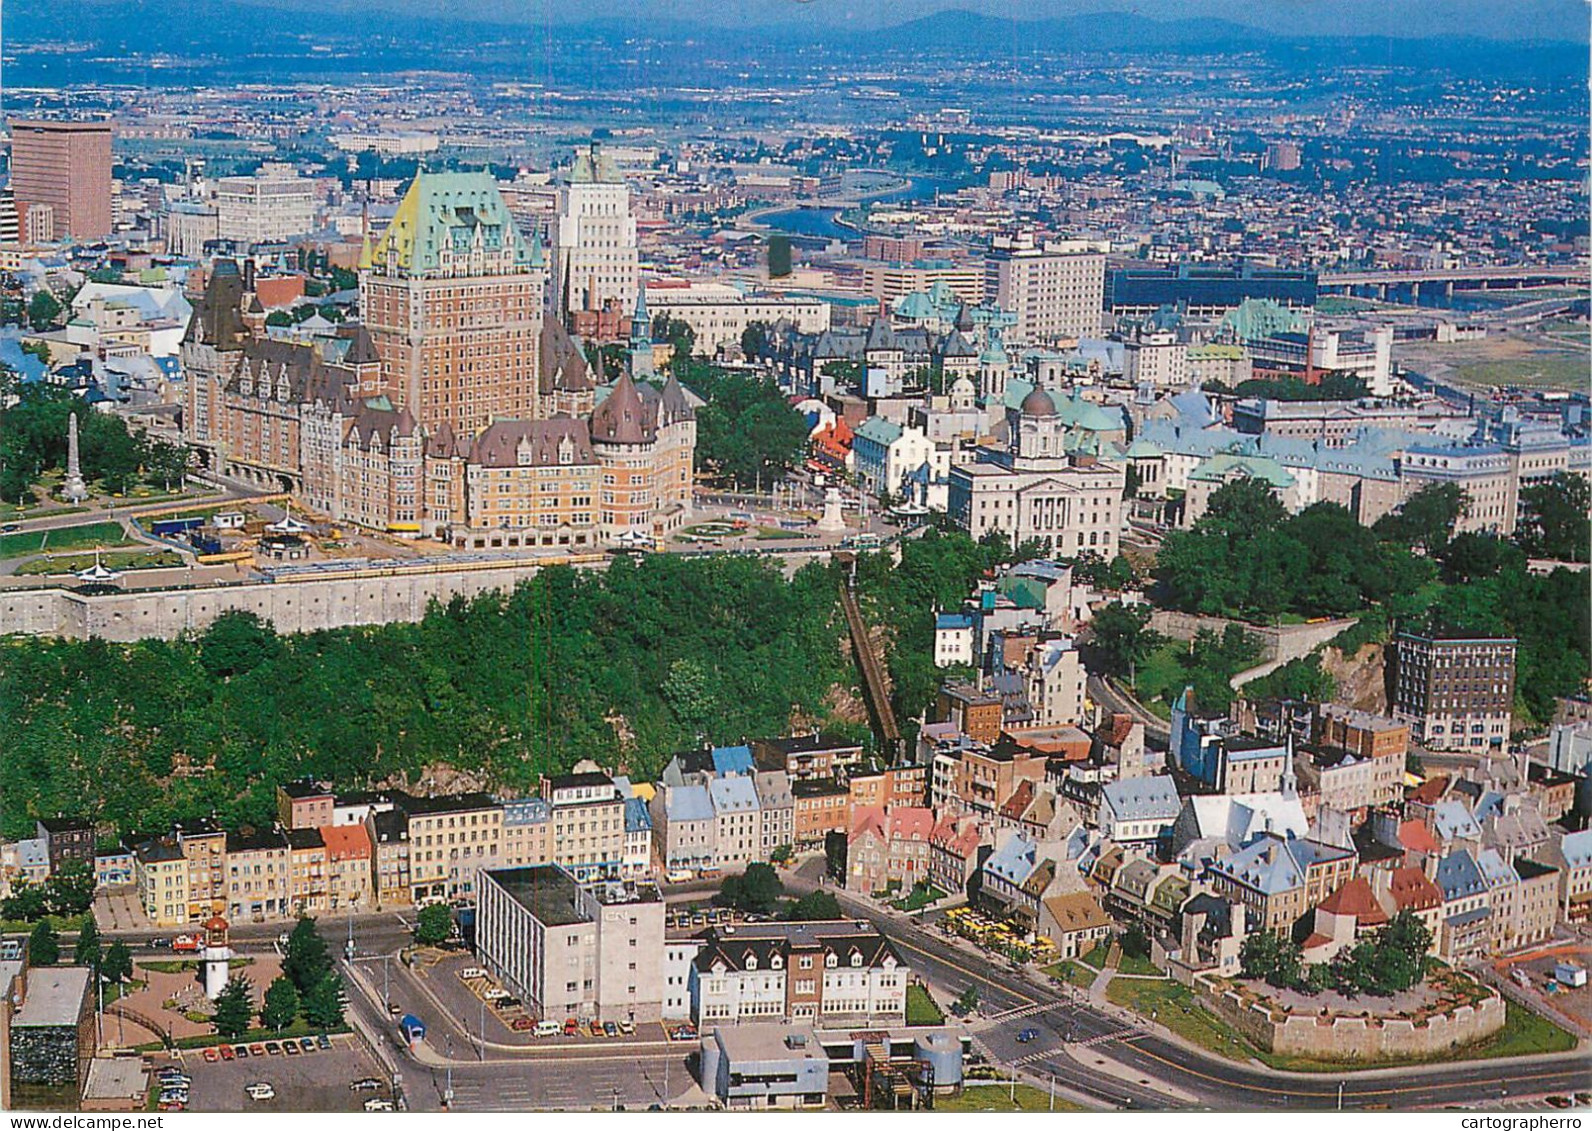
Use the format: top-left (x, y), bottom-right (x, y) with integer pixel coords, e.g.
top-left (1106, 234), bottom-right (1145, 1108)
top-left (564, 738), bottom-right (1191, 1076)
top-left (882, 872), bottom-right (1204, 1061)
top-left (225, 828), bottom-right (289, 922)
top-left (500, 798), bottom-right (553, 869)
top-left (754, 771), bottom-right (795, 857)
top-left (542, 766), bottom-right (625, 882)
top-left (752, 734), bottom-right (864, 782)
top-left (177, 819), bottom-right (227, 924)
top-left (402, 792), bottom-right (503, 903)
top-left (793, 779), bottom-right (852, 850)
top-left (845, 806), bottom-right (934, 895)
top-left (1545, 830), bottom-right (1592, 922)
top-left (286, 827), bottom-right (329, 915)
top-left (367, 808), bottom-right (411, 909)
top-left (929, 813), bottom-right (985, 899)
top-left (691, 922), bottom-right (908, 1027)
top-left (322, 823), bottom-right (373, 910)
top-left (709, 777), bottom-right (762, 871)
top-left (652, 784), bottom-right (717, 873)
top-left (1205, 833), bottom-right (1357, 936)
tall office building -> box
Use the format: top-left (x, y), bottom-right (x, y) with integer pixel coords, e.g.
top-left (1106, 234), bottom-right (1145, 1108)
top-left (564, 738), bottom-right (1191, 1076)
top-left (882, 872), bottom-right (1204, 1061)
top-left (214, 162), bottom-right (316, 245)
top-left (983, 231), bottom-right (1106, 345)
top-left (360, 171), bottom-right (546, 438)
top-left (1391, 633), bottom-right (1517, 753)
top-left (554, 142), bottom-right (639, 320)
top-left (7, 119), bottom-right (114, 241)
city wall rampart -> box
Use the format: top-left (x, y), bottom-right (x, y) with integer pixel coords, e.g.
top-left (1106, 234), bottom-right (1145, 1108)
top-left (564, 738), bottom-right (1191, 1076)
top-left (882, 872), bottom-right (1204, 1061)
top-left (0, 564), bottom-right (546, 641)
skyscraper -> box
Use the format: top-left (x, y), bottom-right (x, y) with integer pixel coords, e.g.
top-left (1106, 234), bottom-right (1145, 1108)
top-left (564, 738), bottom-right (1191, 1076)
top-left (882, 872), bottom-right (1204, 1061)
top-left (7, 119), bottom-right (114, 241)
top-left (984, 231), bottom-right (1106, 345)
top-left (360, 171), bottom-right (547, 438)
top-left (555, 142), bottom-right (639, 321)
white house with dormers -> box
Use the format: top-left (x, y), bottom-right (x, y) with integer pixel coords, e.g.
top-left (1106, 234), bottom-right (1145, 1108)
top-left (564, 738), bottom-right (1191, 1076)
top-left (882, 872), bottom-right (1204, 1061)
top-left (688, 921), bottom-right (907, 1026)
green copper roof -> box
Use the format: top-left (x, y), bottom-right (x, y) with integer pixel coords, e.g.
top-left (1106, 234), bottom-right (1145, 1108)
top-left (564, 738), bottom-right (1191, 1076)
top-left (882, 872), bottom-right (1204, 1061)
top-left (368, 171), bottom-right (535, 277)
top-left (1188, 452), bottom-right (1295, 488)
top-left (1220, 298), bottom-right (1305, 345)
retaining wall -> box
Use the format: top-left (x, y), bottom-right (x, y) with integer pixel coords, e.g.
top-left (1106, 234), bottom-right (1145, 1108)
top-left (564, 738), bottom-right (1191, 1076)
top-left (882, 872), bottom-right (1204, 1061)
top-left (0, 564), bottom-right (546, 642)
top-left (1199, 980), bottom-right (1506, 1062)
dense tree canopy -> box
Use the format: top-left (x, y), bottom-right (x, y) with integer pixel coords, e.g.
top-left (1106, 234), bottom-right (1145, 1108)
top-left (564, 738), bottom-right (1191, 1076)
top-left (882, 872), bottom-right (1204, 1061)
top-left (1154, 477), bottom-right (1588, 731)
top-left (1516, 472), bottom-right (1590, 563)
top-left (682, 359), bottom-right (810, 490)
top-left (0, 553), bottom-right (875, 839)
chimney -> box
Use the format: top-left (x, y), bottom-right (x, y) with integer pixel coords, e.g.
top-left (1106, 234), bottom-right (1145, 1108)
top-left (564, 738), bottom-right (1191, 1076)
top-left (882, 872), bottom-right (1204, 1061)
top-left (243, 258), bottom-right (256, 293)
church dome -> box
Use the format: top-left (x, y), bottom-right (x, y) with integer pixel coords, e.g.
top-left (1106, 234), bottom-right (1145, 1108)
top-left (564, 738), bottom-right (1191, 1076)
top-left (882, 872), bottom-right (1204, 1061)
top-left (1020, 387), bottom-right (1057, 416)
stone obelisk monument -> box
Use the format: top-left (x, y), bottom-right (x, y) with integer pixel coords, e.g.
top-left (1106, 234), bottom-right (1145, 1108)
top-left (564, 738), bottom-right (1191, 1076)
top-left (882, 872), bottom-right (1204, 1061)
top-left (61, 410), bottom-right (89, 500)
top-left (63, 412), bottom-right (89, 503)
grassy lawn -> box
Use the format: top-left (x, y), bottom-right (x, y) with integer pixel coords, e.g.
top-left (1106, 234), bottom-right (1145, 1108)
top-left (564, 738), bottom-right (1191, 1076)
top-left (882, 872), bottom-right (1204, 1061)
top-left (1044, 960), bottom-right (1097, 990)
top-left (892, 883), bottom-right (945, 913)
top-left (1118, 952), bottom-right (1163, 977)
top-left (1080, 943), bottom-right (1110, 971)
top-left (1444, 353), bottom-right (1589, 392)
top-left (0, 502), bottom-right (90, 520)
top-left (1130, 640), bottom-right (1189, 712)
top-left (933, 1083), bottom-right (1088, 1112)
top-left (906, 983), bottom-right (946, 1026)
top-left (138, 957), bottom-right (253, 975)
top-left (0, 912), bottom-right (90, 934)
top-left (15, 549), bottom-right (183, 575)
top-left (137, 1018), bottom-right (351, 1052)
top-left (0, 520), bottom-right (132, 560)
top-left (754, 526), bottom-right (806, 540)
top-left (1106, 977), bottom-right (1258, 1062)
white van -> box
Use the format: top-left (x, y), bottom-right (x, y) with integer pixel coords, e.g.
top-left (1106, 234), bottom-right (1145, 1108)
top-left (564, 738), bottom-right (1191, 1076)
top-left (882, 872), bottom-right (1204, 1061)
top-left (460, 967), bottom-right (486, 981)
top-left (665, 869), bottom-right (693, 883)
top-left (533, 1020), bottom-right (562, 1038)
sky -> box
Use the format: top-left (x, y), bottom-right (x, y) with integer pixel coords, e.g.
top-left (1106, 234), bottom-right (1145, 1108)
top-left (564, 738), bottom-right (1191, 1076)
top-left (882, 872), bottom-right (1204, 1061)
top-left (263, 0), bottom-right (1589, 40)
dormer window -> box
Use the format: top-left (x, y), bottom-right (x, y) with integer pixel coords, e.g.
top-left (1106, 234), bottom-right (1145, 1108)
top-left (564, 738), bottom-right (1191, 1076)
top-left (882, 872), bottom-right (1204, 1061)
top-left (825, 953), bottom-right (838, 969)
top-left (850, 951), bottom-right (863, 968)
top-left (770, 955), bottom-right (784, 970)
top-left (745, 954), bottom-right (757, 971)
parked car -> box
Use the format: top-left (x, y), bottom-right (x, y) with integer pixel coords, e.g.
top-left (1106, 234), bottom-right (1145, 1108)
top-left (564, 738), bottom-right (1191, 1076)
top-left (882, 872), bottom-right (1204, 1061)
top-left (364, 1099), bottom-right (395, 1112)
top-left (618, 1020), bottom-right (635, 1035)
top-left (148, 938), bottom-right (171, 950)
top-left (298, 1037), bottom-right (316, 1054)
top-left (316, 1034), bottom-right (332, 1050)
top-left (588, 1020), bottom-right (604, 1038)
top-left (202, 1049), bottom-right (221, 1062)
top-left (219, 1044), bottom-right (236, 1060)
top-left (670, 1025), bottom-right (697, 1041)
top-left (284, 1041), bottom-right (300, 1056)
top-left (245, 1083), bottom-right (276, 1101)
top-left (534, 1020), bottom-right (561, 1038)
top-left (460, 967), bottom-right (486, 981)
top-left (563, 1017), bottom-right (579, 1037)
top-left (602, 1021), bottom-right (619, 1038)
top-left (1016, 1028), bottom-right (1039, 1043)
top-left (234, 1045), bottom-right (250, 1059)
top-left (510, 1017), bottom-right (535, 1031)
top-left (264, 1042), bottom-right (282, 1056)
top-left (350, 1079), bottom-right (383, 1092)
top-left (250, 1044), bottom-right (267, 1056)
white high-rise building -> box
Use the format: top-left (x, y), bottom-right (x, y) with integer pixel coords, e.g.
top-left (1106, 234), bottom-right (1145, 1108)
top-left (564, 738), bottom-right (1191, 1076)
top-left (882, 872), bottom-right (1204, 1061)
top-left (984, 231), bottom-right (1106, 345)
top-left (215, 162), bottom-right (316, 246)
top-left (555, 142), bottom-right (638, 318)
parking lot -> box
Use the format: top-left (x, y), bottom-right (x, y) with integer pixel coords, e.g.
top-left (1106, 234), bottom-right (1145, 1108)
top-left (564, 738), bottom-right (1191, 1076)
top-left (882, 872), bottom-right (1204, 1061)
top-left (158, 1035), bottom-right (394, 1113)
top-left (409, 951), bottom-right (688, 1048)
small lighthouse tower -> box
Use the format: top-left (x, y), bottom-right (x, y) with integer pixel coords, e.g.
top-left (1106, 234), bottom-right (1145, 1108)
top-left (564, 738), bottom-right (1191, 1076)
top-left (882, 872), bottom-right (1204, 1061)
top-left (200, 909), bottom-right (233, 1000)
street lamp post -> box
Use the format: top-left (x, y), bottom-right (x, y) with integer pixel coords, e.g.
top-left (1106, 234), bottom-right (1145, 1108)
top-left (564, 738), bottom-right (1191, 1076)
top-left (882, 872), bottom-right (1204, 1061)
top-left (479, 996), bottom-right (486, 1061)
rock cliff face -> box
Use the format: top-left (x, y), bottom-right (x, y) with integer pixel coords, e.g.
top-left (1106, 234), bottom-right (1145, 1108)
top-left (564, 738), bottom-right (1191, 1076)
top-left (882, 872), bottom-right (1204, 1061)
top-left (1321, 642), bottom-right (1388, 714)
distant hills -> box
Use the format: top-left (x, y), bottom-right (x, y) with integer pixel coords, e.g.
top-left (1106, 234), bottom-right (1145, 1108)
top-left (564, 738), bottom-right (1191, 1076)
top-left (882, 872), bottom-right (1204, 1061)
top-left (5, 1), bottom-right (1586, 81)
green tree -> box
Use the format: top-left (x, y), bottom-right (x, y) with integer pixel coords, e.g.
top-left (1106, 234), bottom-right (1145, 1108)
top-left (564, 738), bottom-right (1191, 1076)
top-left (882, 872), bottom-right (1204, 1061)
top-left (27, 289), bottom-right (63, 331)
top-left (102, 940), bottom-right (133, 986)
top-left (413, 903), bottom-right (453, 947)
top-left (786, 890), bottom-right (842, 921)
top-left (1374, 482), bottom-right (1465, 556)
top-left (1516, 472), bottom-right (1590, 563)
top-left (954, 985), bottom-right (980, 1014)
top-left (687, 363), bottom-right (810, 490)
top-left (740, 321), bottom-right (770, 360)
top-left (283, 917), bottom-right (330, 993)
top-left (720, 863), bottom-right (784, 913)
top-left (767, 235), bottom-right (793, 279)
top-left (212, 975), bottom-right (254, 1039)
top-left (769, 844), bottom-right (793, 865)
top-left (28, 919), bottom-right (60, 966)
top-left (1087, 601), bottom-right (1161, 680)
top-left (261, 975), bottom-right (299, 1032)
top-left (302, 972), bottom-right (346, 1030)
top-left (74, 913), bottom-right (101, 972)
top-left (199, 612), bottom-right (283, 681)
top-left (264, 310), bottom-right (293, 328)
top-left (46, 863), bottom-right (96, 918)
